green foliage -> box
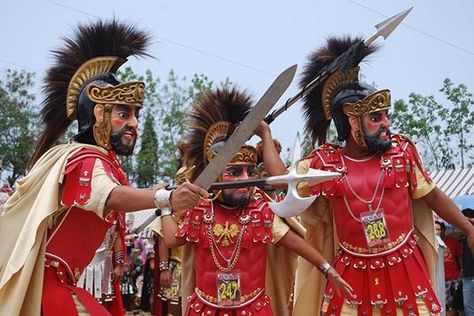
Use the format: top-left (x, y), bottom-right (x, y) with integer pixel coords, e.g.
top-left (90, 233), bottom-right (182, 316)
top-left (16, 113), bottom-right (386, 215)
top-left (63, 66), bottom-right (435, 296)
top-left (440, 79), bottom-right (474, 168)
top-left (390, 79), bottom-right (473, 170)
top-left (300, 129), bottom-right (314, 157)
top-left (0, 69), bottom-right (38, 184)
top-left (156, 70), bottom-right (193, 181)
top-left (391, 94), bottom-right (453, 170)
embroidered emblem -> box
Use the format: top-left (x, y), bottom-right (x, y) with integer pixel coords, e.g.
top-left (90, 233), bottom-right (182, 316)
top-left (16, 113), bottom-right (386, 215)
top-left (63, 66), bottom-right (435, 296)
top-left (213, 221), bottom-right (239, 247)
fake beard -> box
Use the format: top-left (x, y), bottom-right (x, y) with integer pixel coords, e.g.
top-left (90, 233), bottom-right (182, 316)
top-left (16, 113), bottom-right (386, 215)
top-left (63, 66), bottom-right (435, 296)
top-left (110, 126), bottom-right (136, 156)
top-left (363, 126), bottom-right (392, 154)
top-left (221, 190), bottom-right (250, 208)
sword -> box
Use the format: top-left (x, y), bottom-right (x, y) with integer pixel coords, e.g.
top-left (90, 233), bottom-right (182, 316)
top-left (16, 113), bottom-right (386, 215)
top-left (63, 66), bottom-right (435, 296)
top-left (264, 7), bottom-right (413, 124)
top-left (193, 64), bottom-right (297, 190)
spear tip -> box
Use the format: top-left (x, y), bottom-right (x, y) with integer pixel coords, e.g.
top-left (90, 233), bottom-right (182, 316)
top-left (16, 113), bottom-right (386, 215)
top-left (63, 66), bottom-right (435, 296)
top-left (365, 7), bottom-right (413, 46)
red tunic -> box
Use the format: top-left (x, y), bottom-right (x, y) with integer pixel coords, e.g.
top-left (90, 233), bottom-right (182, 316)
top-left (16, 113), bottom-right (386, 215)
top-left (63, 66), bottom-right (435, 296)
top-left (177, 191), bottom-right (274, 316)
top-left (41, 149), bottom-right (128, 316)
top-left (443, 236), bottom-right (462, 280)
top-left (308, 135), bottom-right (441, 316)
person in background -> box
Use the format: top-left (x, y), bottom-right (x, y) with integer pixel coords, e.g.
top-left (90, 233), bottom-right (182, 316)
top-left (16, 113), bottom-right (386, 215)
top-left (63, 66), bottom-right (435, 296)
top-left (462, 208), bottom-right (474, 316)
top-left (0, 182), bottom-right (12, 214)
top-left (149, 218), bottom-right (183, 316)
top-left (121, 235), bottom-right (144, 313)
top-left (435, 220), bottom-right (447, 316)
top-left (139, 252), bottom-right (156, 313)
top-left (439, 221), bottom-right (463, 316)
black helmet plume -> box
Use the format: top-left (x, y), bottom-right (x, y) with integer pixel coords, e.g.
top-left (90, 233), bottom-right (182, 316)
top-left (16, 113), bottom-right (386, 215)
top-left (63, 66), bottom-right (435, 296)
top-left (300, 35), bottom-right (378, 146)
top-left (184, 87), bottom-right (253, 182)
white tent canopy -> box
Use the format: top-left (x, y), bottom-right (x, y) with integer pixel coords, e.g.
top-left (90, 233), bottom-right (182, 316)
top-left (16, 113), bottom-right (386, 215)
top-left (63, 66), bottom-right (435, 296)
top-left (430, 168), bottom-right (474, 198)
top-left (126, 209), bottom-right (157, 238)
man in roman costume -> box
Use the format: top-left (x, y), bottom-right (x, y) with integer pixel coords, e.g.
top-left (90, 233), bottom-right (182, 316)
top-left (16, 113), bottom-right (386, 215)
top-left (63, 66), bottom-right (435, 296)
top-left (160, 87), bottom-right (353, 316)
top-left (258, 36), bottom-right (474, 316)
top-left (0, 19), bottom-right (206, 316)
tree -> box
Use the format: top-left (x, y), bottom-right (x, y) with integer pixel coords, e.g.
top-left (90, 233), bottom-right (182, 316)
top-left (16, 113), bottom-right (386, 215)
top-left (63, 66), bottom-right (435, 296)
top-left (390, 79), bottom-right (474, 170)
top-left (440, 78), bottom-right (474, 168)
top-left (136, 111), bottom-right (159, 187)
top-left (391, 94), bottom-right (453, 170)
top-left (301, 121), bottom-right (343, 158)
top-left (0, 69), bottom-right (38, 184)
top-left (158, 72), bottom-right (220, 181)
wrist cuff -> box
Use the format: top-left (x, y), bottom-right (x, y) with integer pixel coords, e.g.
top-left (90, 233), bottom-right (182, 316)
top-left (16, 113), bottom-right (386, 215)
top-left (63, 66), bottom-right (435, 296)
top-left (160, 208), bottom-right (172, 217)
top-left (318, 262), bottom-right (332, 277)
top-left (154, 189), bottom-right (172, 209)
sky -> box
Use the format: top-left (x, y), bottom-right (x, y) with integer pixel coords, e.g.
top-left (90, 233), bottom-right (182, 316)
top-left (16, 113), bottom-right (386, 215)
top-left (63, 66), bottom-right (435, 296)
top-left (1, 0), bottom-right (474, 155)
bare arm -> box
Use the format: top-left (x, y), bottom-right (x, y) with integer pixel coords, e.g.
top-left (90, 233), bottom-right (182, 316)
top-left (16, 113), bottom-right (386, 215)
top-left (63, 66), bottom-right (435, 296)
top-left (161, 215), bottom-right (187, 248)
top-left (423, 186), bottom-right (474, 255)
top-left (106, 182), bottom-right (208, 213)
top-left (277, 229), bottom-right (354, 297)
top-left (106, 186), bottom-right (157, 212)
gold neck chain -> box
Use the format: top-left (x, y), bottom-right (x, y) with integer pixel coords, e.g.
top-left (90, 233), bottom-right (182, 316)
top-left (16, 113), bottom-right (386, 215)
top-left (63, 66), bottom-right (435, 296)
top-left (341, 155), bottom-right (386, 222)
top-left (206, 202), bottom-right (248, 272)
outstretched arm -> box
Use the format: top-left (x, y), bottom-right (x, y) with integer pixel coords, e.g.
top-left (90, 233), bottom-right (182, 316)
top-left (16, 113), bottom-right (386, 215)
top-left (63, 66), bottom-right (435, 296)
top-left (423, 186), bottom-right (474, 255)
top-left (277, 229), bottom-right (354, 298)
top-left (106, 182), bottom-right (208, 213)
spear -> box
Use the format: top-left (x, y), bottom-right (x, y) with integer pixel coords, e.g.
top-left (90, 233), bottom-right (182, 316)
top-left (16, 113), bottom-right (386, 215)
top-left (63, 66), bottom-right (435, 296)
top-left (264, 7), bottom-right (413, 124)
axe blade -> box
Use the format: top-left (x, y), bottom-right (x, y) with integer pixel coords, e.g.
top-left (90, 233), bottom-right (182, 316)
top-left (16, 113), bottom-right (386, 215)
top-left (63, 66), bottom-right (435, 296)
top-left (268, 187), bottom-right (317, 218)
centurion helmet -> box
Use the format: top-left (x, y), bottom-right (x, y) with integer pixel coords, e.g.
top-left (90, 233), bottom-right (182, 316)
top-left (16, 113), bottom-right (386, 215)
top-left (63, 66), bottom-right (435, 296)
top-left (300, 36), bottom-right (390, 148)
top-left (31, 19), bottom-right (151, 165)
top-left (181, 87), bottom-right (258, 184)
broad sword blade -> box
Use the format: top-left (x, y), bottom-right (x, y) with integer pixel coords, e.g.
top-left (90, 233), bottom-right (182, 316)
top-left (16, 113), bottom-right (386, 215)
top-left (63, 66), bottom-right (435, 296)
top-left (193, 64), bottom-right (298, 190)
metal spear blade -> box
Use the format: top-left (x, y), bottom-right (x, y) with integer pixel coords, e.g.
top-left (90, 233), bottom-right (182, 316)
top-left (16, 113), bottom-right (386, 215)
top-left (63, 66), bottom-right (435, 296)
top-left (268, 167), bottom-right (340, 218)
top-left (364, 7), bottom-right (413, 46)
